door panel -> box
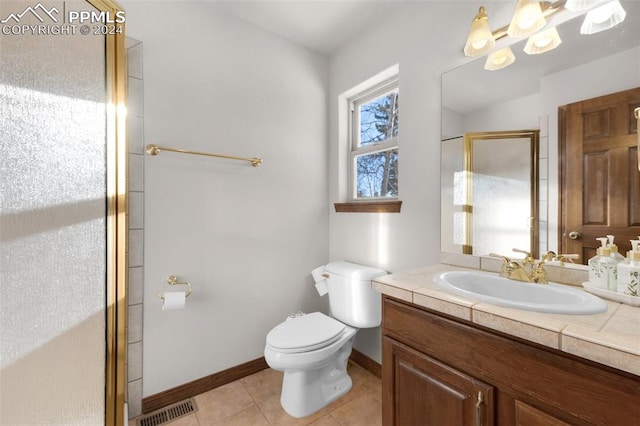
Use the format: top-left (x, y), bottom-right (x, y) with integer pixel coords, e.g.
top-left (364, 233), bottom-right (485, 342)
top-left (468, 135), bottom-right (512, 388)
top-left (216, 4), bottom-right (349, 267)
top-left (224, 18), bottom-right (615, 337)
top-left (583, 152), bottom-right (608, 225)
top-left (583, 109), bottom-right (610, 139)
top-left (384, 336), bottom-right (494, 426)
top-left (397, 359), bottom-right (467, 425)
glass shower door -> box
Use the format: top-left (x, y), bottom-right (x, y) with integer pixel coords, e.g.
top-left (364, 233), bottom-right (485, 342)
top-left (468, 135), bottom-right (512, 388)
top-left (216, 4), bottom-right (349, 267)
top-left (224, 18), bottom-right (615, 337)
top-left (0, 0), bottom-right (126, 424)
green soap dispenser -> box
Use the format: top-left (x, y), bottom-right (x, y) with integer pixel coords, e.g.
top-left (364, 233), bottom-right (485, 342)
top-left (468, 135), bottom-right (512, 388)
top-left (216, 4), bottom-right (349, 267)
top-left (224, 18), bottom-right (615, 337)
top-left (588, 237), bottom-right (618, 291)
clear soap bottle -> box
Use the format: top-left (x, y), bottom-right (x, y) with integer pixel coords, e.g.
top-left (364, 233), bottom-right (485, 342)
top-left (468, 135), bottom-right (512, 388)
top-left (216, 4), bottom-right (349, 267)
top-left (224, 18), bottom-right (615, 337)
top-left (617, 240), bottom-right (640, 297)
top-left (588, 237), bottom-right (618, 291)
top-left (607, 235), bottom-right (625, 263)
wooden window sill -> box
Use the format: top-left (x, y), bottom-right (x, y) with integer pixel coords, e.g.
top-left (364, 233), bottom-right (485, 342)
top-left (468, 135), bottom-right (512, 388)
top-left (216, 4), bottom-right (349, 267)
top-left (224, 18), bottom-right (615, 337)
top-left (334, 200), bottom-right (402, 213)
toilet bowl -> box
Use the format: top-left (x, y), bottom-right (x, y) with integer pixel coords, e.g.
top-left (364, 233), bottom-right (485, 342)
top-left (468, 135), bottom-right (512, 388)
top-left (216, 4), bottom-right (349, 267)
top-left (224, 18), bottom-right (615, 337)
top-left (265, 312), bottom-right (357, 418)
top-left (264, 261), bottom-right (387, 418)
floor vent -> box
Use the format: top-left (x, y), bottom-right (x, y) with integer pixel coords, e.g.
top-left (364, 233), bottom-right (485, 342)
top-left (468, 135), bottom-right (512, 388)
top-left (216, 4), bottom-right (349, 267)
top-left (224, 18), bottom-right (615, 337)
top-left (137, 398), bottom-right (198, 426)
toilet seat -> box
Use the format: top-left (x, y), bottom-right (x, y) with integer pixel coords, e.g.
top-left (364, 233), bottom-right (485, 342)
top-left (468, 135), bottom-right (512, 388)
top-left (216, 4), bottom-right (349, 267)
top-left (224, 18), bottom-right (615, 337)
top-left (266, 312), bottom-right (346, 354)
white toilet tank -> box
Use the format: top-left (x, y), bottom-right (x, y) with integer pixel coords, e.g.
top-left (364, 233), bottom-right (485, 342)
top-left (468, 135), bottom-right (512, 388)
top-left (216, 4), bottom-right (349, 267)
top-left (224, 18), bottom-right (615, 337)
top-left (324, 261), bottom-right (387, 328)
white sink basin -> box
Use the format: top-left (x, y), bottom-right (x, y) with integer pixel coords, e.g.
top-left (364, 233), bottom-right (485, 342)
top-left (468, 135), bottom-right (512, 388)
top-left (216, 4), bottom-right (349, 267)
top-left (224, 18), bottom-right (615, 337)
top-left (434, 271), bottom-right (607, 315)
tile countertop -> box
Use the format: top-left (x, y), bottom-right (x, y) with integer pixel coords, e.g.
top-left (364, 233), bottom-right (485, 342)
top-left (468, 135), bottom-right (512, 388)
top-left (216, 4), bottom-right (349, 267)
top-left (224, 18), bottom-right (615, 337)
top-left (372, 264), bottom-right (640, 377)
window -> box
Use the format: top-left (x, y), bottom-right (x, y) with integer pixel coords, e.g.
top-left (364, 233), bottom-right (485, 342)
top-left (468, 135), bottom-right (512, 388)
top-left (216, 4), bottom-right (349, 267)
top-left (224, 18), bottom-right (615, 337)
top-left (349, 80), bottom-right (399, 200)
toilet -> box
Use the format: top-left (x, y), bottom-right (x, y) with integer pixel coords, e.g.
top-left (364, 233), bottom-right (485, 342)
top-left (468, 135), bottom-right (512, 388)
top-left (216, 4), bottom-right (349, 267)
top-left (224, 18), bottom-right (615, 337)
top-left (264, 261), bottom-right (387, 418)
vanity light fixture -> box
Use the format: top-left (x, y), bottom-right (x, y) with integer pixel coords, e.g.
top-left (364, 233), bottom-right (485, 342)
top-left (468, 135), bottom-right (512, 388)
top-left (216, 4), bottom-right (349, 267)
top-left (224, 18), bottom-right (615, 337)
top-left (464, 6), bottom-right (496, 57)
top-left (484, 47), bottom-right (516, 70)
top-left (462, 0), bottom-right (626, 69)
top-left (524, 26), bottom-right (562, 54)
top-left (507, 0), bottom-right (547, 37)
top-left (464, 1), bottom-right (562, 57)
top-left (580, 0), bottom-right (626, 34)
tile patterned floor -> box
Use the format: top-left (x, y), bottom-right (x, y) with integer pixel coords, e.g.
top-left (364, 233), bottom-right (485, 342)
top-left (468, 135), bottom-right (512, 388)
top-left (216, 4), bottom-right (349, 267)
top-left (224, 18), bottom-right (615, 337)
top-left (131, 361), bottom-right (382, 426)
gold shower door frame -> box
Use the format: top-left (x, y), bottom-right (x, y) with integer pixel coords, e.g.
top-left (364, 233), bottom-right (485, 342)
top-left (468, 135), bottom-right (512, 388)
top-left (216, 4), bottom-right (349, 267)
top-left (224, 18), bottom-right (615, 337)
top-left (87, 0), bottom-right (127, 424)
top-left (462, 130), bottom-right (539, 258)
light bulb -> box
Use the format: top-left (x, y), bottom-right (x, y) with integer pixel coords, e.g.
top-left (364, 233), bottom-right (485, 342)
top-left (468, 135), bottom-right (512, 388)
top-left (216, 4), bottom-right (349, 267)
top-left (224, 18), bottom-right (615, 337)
top-left (535, 36), bottom-right (553, 48)
top-left (507, 0), bottom-right (546, 38)
top-left (524, 27), bottom-right (562, 55)
top-left (492, 56), bottom-right (508, 65)
top-left (484, 47), bottom-right (516, 70)
top-left (580, 0), bottom-right (626, 34)
top-left (472, 39), bottom-right (488, 50)
top-left (518, 17), bottom-right (537, 30)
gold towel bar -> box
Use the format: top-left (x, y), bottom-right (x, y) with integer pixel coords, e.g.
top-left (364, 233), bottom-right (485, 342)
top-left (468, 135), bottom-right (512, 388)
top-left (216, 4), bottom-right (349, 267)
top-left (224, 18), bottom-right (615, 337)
top-left (156, 275), bottom-right (192, 300)
top-left (146, 144), bottom-right (263, 167)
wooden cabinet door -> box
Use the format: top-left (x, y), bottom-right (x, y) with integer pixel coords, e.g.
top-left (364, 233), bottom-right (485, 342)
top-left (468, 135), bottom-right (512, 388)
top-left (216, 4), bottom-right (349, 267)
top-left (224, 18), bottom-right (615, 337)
top-left (560, 87), bottom-right (640, 262)
top-left (383, 336), bottom-right (494, 426)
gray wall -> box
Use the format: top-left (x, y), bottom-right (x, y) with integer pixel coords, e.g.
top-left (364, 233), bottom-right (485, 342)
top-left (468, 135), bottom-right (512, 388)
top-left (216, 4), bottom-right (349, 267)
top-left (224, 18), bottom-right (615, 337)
top-left (123, 1), bottom-right (330, 397)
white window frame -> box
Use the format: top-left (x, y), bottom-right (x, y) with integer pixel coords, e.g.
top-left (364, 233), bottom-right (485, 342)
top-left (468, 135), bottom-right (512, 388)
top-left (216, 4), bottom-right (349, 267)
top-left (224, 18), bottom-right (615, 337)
top-left (348, 77), bottom-right (399, 201)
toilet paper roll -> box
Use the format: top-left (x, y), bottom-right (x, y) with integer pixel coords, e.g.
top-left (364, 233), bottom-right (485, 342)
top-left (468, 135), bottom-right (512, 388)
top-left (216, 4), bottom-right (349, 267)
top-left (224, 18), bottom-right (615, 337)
top-left (311, 265), bottom-right (326, 283)
top-left (315, 280), bottom-right (328, 296)
top-left (162, 291), bottom-right (186, 311)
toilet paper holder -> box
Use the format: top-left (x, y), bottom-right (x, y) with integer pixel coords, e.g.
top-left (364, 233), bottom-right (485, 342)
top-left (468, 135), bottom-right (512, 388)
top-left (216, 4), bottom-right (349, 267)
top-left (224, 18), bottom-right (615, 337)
top-left (156, 275), bottom-right (193, 300)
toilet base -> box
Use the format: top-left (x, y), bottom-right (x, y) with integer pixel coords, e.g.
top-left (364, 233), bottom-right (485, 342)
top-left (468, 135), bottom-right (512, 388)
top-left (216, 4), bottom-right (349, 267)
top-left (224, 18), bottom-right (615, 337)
top-left (280, 337), bottom-right (354, 418)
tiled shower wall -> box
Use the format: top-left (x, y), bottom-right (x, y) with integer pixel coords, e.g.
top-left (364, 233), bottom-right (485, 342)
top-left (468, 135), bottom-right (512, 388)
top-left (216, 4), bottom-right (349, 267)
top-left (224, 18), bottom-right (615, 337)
top-left (126, 38), bottom-right (145, 418)
top-left (538, 115), bottom-right (549, 256)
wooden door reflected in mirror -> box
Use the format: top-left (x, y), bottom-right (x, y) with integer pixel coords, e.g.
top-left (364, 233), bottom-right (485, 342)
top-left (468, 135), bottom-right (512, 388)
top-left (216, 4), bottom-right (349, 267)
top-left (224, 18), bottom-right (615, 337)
top-left (560, 87), bottom-right (640, 264)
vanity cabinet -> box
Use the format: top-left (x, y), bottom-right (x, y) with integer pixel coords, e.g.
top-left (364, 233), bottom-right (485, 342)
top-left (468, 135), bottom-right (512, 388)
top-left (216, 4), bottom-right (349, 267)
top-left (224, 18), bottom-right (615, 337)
top-left (385, 338), bottom-right (494, 425)
top-left (382, 296), bottom-right (640, 425)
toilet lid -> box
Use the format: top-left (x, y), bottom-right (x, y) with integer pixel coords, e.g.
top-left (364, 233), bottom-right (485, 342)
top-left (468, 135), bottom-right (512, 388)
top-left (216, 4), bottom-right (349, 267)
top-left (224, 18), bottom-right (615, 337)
top-left (267, 312), bottom-right (346, 353)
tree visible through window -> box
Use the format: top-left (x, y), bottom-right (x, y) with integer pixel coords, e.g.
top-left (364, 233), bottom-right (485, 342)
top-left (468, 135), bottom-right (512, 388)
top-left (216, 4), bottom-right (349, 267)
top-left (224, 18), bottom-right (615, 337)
top-left (351, 84), bottom-right (399, 199)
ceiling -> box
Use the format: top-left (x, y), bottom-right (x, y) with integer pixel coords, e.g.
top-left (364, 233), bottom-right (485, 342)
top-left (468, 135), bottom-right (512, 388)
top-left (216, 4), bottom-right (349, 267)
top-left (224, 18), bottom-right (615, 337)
top-left (200, 0), bottom-right (640, 114)
top-left (206, 0), bottom-right (407, 54)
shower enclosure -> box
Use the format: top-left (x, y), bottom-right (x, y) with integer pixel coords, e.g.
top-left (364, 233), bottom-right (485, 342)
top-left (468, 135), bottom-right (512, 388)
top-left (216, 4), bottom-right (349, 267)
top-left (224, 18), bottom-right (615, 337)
top-left (0, 0), bottom-right (127, 424)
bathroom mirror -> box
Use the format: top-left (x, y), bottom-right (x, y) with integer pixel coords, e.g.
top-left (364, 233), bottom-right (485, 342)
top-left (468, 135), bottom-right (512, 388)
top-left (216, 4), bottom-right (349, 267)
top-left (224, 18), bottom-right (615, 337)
top-left (441, 1), bottom-right (640, 259)
top-left (441, 130), bottom-right (538, 257)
